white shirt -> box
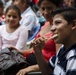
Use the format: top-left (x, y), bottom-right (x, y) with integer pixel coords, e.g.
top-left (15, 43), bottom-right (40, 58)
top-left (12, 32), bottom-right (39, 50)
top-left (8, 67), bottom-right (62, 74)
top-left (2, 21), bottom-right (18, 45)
top-left (20, 7), bottom-right (39, 31)
top-left (0, 25), bottom-right (28, 50)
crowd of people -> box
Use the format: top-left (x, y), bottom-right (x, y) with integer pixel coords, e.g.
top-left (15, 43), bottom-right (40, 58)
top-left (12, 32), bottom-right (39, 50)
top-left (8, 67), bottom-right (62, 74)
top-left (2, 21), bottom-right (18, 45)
top-left (0, 0), bottom-right (76, 75)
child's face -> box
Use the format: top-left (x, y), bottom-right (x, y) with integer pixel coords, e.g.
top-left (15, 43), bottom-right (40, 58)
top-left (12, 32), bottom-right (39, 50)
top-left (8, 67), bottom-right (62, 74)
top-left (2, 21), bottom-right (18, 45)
top-left (51, 14), bottom-right (73, 45)
top-left (5, 9), bottom-right (21, 27)
top-left (40, 0), bottom-right (56, 22)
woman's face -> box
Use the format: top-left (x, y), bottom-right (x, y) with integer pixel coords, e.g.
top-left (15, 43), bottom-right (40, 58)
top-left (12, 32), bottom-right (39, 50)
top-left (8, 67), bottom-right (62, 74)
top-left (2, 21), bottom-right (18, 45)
top-left (40, 0), bottom-right (57, 22)
top-left (51, 14), bottom-right (73, 45)
top-left (5, 9), bottom-right (21, 27)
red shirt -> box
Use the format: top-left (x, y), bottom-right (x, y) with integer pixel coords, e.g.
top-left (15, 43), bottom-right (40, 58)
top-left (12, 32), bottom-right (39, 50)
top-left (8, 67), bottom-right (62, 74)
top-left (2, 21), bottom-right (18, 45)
top-left (24, 22), bottom-right (56, 62)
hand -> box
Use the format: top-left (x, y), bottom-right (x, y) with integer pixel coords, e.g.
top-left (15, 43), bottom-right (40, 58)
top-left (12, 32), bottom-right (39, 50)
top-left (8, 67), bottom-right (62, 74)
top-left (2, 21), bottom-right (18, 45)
top-left (16, 68), bottom-right (32, 75)
top-left (31, 36), bottom-right (46, 53)
top-left (8, 46), bottom-right (19, 51)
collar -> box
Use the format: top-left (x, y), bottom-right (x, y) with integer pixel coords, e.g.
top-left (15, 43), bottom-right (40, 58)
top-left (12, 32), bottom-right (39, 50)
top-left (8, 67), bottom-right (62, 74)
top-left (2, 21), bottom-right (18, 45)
top-left (58, 43), bottom-right (76, 59)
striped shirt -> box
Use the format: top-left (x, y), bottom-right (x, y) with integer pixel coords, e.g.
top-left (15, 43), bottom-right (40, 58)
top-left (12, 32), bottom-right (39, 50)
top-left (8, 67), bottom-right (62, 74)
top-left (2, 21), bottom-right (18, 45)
top-left (49, 44), bottom-right (76, 75)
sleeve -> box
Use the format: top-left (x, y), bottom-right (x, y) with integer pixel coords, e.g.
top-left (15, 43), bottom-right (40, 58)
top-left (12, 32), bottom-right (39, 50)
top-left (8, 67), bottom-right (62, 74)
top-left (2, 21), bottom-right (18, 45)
top-left (48, 54), bottom-right (56, 70)
top-left (15, 28), bottom-right (28, 50)
top-left (66, 56), bottom-right (76, 75)
top-left (22, 15), bottom-right (36, 31)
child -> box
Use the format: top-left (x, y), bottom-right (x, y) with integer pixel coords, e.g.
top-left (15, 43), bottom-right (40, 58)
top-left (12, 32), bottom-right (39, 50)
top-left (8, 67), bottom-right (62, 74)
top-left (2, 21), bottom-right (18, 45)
top-left (0, 5), bottom-right (28, 51)
top-left (32, 7), bottom-right (76, 75)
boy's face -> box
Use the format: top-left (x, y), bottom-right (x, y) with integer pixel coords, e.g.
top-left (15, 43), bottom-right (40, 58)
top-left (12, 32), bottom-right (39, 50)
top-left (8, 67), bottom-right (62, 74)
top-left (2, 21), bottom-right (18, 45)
top-left (51, 14), bottom-right (73, 45)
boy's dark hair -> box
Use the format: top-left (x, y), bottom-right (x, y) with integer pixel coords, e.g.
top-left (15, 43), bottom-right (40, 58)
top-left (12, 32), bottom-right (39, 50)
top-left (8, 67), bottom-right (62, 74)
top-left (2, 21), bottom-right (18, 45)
top-left (52, 7), bottom-right (76, 24)
top-left (5, 5), bottom-right (21, 17)
top-left (0, 0), bottom-right (3, 8)
top-left (38, 0), bottom-right (63, 7)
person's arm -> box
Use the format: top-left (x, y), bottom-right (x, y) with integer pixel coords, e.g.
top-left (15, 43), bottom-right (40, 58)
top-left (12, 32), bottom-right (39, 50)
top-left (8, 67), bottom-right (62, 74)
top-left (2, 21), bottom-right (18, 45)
top-left (9, 46), bottom-right (33, 57)
top-left (32, 36), bottom-right (53, 75)
top-left (15, 27), bottom-right (28, 50)
top-left (16, 64), bottom-right (40, 75)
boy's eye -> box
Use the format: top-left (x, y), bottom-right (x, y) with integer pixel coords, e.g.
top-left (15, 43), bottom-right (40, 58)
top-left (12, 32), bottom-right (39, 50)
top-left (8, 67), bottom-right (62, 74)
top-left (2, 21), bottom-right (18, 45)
top-left (55, 21), bottom-right (62, 25)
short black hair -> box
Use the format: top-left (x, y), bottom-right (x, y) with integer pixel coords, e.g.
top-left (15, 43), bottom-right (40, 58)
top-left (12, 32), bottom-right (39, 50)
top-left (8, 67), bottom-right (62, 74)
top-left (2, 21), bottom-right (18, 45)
top-left (52, 7), bottom-right (76, 24)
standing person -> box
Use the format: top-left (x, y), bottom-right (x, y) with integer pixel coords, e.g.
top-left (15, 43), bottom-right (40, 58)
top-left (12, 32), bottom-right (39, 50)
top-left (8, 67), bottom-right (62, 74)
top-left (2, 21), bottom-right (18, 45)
top-left (13, 0), bottom-right (39, 35)
top-left (16, 0), bottom-right (63, 75)
top-left (0, 5), bottom-right (28, 51)
top-left (32, 7), bottom-right (76, 75)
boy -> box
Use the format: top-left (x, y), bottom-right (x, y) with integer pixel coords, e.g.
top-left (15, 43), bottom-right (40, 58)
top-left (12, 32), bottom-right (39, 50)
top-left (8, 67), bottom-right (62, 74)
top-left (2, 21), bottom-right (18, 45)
top-left (32, 7), bottom-right (76, 75)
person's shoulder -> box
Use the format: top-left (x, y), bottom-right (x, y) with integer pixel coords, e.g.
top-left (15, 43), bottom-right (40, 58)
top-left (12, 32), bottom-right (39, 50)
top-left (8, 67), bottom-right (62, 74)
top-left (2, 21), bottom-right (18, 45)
top-left (19, 25), bottom-right (28, 31)
top-left (0, 25), bottom-right (5, 29)
top-left (41, 22), bottom-right (50, 30)
top-left (0, 25), bottom-right (5, 33)
top-left (66, 47), bottom-right (76, 60)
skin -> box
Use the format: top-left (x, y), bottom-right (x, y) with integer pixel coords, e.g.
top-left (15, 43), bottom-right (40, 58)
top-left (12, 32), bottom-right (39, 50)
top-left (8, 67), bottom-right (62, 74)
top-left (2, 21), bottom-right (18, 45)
top-left (40, 0), bottom-right (56, 22)
top-left (5, 9), bottom-right (21, 32)
top-left (51, 14), bottom-right (76, 48)
top-left (64, 0), bottom-right (75, 7)
top-left (32, 14), bottom-right (76, 75)
top-left (13, 0), bottom-right (28, 13)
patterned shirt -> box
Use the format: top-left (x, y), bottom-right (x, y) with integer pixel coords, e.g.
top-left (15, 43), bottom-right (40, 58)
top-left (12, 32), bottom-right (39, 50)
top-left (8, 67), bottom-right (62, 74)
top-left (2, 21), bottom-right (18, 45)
top-left (49, 44), bottom-right (76, 75)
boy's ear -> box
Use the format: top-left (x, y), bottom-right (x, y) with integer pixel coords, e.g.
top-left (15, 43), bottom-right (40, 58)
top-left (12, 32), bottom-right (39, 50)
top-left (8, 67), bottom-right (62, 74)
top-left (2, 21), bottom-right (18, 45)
top-left (72, 20), bottom-right (76, 30)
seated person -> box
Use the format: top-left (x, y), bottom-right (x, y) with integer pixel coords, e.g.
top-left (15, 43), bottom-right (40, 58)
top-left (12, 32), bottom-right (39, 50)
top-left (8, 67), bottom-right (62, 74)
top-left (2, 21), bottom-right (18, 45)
top-left (0, 5), bottom-right (28, 50)
top-left (13, 0), bottom-right (40, 39)
top-left (32, 6), bottom-right (76, 75)
top-left (15, 0), bottom-right (63, 75)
